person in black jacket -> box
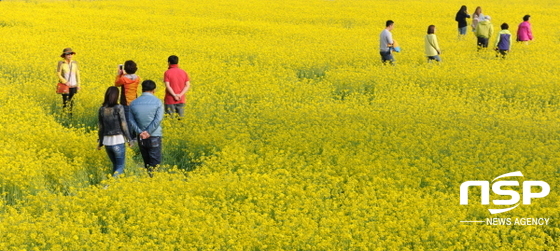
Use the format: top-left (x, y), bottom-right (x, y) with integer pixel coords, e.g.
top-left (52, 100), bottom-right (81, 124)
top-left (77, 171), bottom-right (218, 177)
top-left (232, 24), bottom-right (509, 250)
top-left (97, 86), bottom-right (132, 177)
top-left (455, 5), bottom-right (471, 39)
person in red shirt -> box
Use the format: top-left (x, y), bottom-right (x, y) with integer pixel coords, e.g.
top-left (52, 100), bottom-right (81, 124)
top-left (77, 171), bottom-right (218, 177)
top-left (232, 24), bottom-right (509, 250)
top-left (163, 55), bottom-right (190, 118)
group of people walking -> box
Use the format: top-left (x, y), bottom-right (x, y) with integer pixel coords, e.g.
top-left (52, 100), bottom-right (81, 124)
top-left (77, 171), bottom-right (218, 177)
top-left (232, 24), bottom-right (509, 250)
top-left (56, 7), bottom-right (533, 176)
top-left (56, 49), bottom-right (191, 177)
top-left (379, 6), bottom-right (534, 64)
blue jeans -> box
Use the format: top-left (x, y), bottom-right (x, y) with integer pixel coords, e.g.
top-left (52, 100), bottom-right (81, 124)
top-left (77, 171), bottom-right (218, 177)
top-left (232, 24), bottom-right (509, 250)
top-left (458, 26), bottom-right (467, 35)
top-left (105, 144), bottom-right (126, 177)
top-left (123, 105), bottom-right (135, 138)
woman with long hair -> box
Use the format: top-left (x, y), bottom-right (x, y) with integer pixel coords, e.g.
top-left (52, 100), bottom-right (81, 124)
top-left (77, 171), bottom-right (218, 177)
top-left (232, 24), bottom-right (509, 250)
top-left (455, 5), bottom-right (470, 38)
top-left (471, 6), bottom-right (483, 32)
top-left (97, 86), bottom-right (132, 177)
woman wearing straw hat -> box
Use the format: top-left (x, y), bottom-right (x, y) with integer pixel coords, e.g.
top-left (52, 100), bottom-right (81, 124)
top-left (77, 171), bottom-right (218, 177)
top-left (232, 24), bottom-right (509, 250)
top-left (56, 48), bottom-right (81, 116)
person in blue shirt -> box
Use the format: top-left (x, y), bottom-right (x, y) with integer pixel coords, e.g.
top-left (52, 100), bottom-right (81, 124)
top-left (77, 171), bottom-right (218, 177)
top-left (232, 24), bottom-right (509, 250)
top-left (129, 80), bottom-right (164, 176)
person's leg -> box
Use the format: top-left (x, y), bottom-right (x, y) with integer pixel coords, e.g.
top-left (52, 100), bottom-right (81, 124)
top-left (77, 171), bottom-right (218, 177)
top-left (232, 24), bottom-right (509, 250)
top-left (123, 105), bottom-right (135, 139)
top-left (104, 145), bottom-right (117, 175)
top-left (380, 51), bottom-right (387, 64)
top-left (500, 50), bottom-right (508, 59)
top-left (147, 137), bottom-right (162, 168)
top-left (139, 137), bottom-right (161, 177)
top-left (66, 88), bottom-right (77, 116)
top-left (477, 37), bottom-right (488, 51)
top-left (62, 94), bottom-right (69, 108)
top-left (111, 144), bottom-right (126, 177)
top-left (477, 36), bottom-right (483, 50)
top-left (380, 51), bottom-right (394, 65)
top-left (387, 53), bottom-right (395, 65)
top-left (176, 103), bottom-right (185, 118)
top-left (165, 104), bottom-right (175, 118)
top-left (139, 141), bottom-right (151, 169)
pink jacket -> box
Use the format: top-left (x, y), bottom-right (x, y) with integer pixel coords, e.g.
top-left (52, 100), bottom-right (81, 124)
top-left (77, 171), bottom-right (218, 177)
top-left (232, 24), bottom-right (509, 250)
top-left (517, 21), bottom-right (533, 41)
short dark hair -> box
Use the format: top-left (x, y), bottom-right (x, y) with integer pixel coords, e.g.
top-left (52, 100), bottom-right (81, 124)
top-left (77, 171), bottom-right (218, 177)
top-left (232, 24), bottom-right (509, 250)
top-left (501, 23), bottom-right (509, 30)
top-left (142, 80), bottom-right (156, 92)
top-left (386, 20), bottom-right (394, 27)
top-left (124, 60), bottom-right (137, 74)
top-left (427, 25), bottom-right (436, 34)
top-left (523, 15), bottom-right (530, 21)
top-left (103, 86), bottom-right (119, 107)
top-left (168, 55), bottom-right (179, 65)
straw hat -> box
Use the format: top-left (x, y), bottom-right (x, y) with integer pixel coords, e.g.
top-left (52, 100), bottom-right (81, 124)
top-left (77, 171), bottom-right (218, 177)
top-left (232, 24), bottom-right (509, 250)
top-left (60, 48), bottom-right (76, 57)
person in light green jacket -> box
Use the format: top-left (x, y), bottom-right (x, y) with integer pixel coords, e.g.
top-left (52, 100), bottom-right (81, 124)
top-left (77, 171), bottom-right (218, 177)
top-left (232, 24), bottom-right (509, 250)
top-left (475, 16), bottom-right (494, 50)
top-left (425, 25), bottom-right (441, 62)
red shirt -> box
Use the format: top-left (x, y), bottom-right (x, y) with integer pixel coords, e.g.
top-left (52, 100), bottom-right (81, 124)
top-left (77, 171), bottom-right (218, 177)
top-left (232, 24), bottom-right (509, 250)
top-left (164, 64), bottom-right (190, 104)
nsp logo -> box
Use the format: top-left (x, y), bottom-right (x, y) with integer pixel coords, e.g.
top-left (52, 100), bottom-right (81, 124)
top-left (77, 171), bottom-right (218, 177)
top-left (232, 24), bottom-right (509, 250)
top-left (460, 171), bottom-right (550, 214)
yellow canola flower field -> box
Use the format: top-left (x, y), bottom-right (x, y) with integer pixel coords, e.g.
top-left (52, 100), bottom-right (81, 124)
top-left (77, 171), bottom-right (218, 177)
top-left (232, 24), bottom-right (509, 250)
top-left (0, 0), bottom-right (559, 249)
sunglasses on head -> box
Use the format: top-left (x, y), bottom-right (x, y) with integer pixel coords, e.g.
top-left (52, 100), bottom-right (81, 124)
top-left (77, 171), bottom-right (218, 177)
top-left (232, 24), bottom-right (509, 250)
top-left (64, 52), bottom-right (75, 55)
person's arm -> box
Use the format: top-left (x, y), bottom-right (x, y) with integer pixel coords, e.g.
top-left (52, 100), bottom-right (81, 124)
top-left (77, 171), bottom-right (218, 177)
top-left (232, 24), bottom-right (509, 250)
top-left (494, 33), bottom-right (501, 48)
top-left (387, 32), bottom-right (394, 46)
top-left (180, 73), bottom-right (191, 97)
top-left (164, 71), bottom-right (179, 100)
top-left (118, 106), bottom-right (132, 142)
top-left (475, 23), bottom-right (481, 36)
top-left (165, 81), bottom-right (179, 101)
top-left (115, 75), bottom-right (125, 87)
top-left (57, 61), bottom-right (67, 84)
top-left (128, 105), bottom-right (143, 135)
top-left (98, 108), bottom-right (104, 149)
top-left (434, 35), bottom-right (441, 55)
top-left (528, 24), bottom-right (533, 40)
top-left (74, 61), bottom-right (80, 89)
top-left (144, 102), bottom-right (164, 136)
top-left (177, 81), bottom-right (190, 98)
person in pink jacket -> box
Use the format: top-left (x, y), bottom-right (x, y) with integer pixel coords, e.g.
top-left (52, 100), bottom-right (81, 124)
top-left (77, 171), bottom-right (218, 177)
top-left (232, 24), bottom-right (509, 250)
top-left (517, 15), bottom-right (533, 43)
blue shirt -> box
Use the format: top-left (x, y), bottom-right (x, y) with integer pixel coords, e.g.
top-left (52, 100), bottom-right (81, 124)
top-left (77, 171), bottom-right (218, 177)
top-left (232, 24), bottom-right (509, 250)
top-left (129, 92), bottom-right (163, 137)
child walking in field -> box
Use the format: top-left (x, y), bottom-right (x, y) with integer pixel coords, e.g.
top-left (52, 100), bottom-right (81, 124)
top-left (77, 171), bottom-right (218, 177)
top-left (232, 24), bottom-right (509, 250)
top-left (495, 23), bottom-right (512, 59)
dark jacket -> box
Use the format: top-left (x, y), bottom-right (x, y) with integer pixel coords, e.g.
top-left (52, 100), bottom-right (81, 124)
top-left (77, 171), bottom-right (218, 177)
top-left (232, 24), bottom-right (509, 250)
top-left (455, 11), bottom-right (471, 28)
top-left (98, 105), bottom-right (131, 146)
